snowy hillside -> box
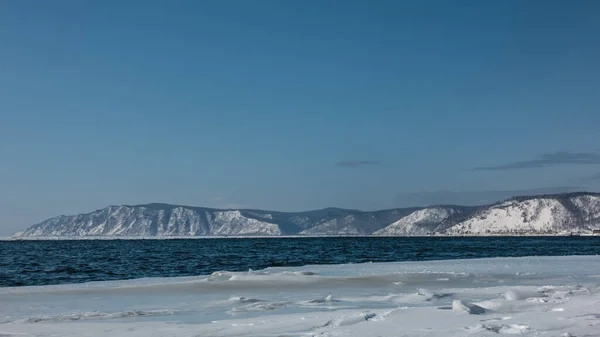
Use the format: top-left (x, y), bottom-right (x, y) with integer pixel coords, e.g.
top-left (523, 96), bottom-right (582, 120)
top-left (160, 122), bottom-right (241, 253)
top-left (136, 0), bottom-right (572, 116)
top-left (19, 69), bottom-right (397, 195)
top-left (14, 192), bottom-right (600, 237)
top-left (373, 207), bottom-right (463, 236)
top-left (445, 193), bottom-right (600, 235)
top-left (298, 209), bottom-right (416, 235)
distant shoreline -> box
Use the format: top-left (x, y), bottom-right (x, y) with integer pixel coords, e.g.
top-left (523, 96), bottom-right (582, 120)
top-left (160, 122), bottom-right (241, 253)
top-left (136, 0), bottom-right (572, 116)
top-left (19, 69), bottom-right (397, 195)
top-left (3, 233), bottom-right (598, 241)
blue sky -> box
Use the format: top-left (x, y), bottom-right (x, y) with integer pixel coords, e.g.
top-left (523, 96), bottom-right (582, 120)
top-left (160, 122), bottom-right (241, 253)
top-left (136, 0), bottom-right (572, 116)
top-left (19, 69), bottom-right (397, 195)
top-left (1, 0), bottom-right (600, 234)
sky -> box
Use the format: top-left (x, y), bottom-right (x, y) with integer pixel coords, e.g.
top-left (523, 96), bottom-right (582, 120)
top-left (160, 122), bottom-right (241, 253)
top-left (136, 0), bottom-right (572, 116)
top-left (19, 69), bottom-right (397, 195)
top-left (1, 0), bottom-right (600, 235)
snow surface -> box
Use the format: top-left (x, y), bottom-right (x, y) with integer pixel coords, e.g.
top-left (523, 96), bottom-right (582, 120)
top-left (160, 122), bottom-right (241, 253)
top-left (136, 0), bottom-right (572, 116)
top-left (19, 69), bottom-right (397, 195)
top-left (2, 255), bottom-right (600, 336)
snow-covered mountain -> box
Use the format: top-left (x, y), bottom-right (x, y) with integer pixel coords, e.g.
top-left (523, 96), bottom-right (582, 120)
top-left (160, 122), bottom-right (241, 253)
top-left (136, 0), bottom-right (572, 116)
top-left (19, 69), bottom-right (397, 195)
top-left (18, 205), bottom-right (282, 237)
top-left (16, 205), bottom-right (415, 237)
top-left (373, 206), bottom-right (473, 236)
top-left (14, 192), bottom-right (600, 237)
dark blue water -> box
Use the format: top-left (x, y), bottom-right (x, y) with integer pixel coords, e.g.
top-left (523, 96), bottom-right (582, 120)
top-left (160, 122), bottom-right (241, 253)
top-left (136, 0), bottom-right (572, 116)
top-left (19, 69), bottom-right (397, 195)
top-left (1, 237), bottom-right (599, 287)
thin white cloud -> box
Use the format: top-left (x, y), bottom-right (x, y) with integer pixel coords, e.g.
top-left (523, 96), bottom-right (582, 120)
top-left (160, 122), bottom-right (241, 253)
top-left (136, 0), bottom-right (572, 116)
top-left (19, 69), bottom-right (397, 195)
top-left (474, 151), bottom-right (600, 171)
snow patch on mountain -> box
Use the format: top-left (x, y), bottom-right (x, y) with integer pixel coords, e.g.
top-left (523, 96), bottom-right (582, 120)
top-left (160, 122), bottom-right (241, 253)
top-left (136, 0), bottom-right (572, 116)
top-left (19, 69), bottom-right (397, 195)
top-left (210, 211), bottom-right (281, 236)
top-left (445, 198), bottom-right (573, 235)
top-left (373, 207), bottom-right (457, 236)
top-left (570, 195), bottom-right (600, 227)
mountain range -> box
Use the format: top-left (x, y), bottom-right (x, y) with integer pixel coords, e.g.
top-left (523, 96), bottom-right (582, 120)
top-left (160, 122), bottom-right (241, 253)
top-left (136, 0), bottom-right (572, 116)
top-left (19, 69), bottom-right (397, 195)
top-left (13, 192), bottom-right (600, 237)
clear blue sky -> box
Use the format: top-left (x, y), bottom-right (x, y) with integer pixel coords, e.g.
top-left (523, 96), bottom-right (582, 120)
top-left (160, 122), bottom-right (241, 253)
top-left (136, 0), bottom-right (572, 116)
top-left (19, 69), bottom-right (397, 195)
top-left (1, 0), bottom-right (600, 234)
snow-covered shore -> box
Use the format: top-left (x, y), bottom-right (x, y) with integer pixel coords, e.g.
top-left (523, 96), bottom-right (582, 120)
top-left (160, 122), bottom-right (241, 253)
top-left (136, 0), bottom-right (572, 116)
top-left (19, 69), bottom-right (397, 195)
top-left (2, 255), bottom-right (600, 336)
